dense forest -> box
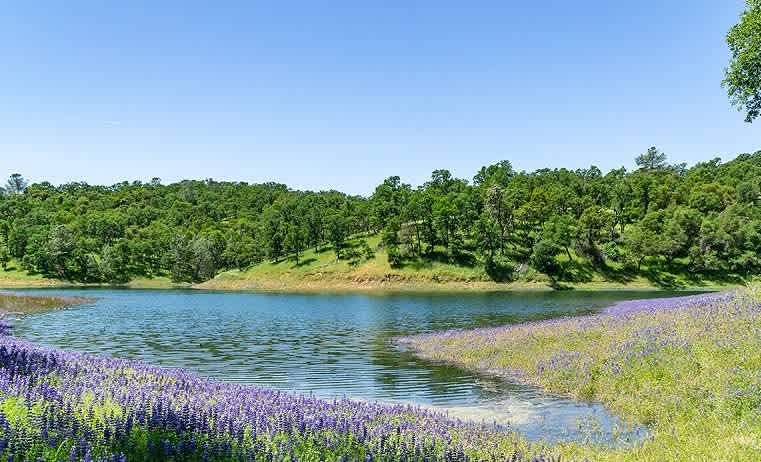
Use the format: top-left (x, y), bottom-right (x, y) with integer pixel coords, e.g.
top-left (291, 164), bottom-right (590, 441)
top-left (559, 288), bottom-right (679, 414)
top-left (1, 147), bottom-right (761, 285)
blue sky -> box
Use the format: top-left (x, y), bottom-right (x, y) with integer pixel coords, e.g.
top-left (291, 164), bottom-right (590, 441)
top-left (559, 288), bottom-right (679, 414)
top-left (1, 1), bottom-right (758, 194)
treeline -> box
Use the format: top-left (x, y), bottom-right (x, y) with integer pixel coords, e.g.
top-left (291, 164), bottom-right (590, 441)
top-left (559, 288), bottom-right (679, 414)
top-left (1, 147), bottom-right (760, 284)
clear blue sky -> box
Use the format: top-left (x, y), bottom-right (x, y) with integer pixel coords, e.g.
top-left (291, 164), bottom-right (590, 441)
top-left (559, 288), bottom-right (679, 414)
top-left (1, 1), bottom-right (758, 194)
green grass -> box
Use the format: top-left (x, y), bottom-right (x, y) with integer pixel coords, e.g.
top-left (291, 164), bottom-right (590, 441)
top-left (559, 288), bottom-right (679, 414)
top-left (402, 287), bottom-right (761, 461)
top-left (552, 253), bottom-right (745, 290)
top-left (0, 260), bottom-right (182, 290)
top-left (201, 234), bottom-right (745, 292)
top-left (0, 240), bottom-right (747, 292)
top-left (199, 234), bottom-right (503, 292)
top-left (0, 260), bottom-right (60, 288)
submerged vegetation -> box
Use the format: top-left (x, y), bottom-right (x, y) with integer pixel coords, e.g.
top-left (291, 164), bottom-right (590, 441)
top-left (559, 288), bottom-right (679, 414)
top-left (0, 292), bottom-right (91, 314)
top-left (400, 287), bottom-right (761, 460)
top-left (1, 148), bottom-right (761, 290)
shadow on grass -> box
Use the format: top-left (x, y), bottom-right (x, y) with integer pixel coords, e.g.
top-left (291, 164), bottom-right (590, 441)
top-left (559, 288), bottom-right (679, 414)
top-left (559, 259), bottom-right (596, 283)
top-left (2, 265), bottom-right (44, 277)
top-left (548, 280), bottom-right (575, 290)
top-left (641, 260), bottom-right (746, 289)
top-left (557, 258), bottom-right (640, 284)
top-left (291, 257), bottom-right (317, 269)
top-left (395, 249), bottom-right (479, 271)
top-left (598, 264), bottom-right (638, 284)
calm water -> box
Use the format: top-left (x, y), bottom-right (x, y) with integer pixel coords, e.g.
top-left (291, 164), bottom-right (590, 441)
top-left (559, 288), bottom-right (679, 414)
top-left (12, 289), bottom-right (692, 444)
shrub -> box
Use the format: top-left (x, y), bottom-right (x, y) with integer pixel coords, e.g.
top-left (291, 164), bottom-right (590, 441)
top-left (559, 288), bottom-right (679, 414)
top-left (485, 255), bottom-right (514, 282)
top-left (387, 245), bottom-right (403, 268)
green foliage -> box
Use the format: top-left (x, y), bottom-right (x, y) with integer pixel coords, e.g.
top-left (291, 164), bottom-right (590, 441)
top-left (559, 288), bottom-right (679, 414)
top-left (283, 224), bottom-right (307, 264)
top-left (2, 149), bottom-right (761, 286)
top-left (0, 236), bottom-right (10, 271)
top-left (724, 0), bottom-right (761, 122)
top-left (635, 146), bottom-right (667, 170)
top-left (326, 212), bottom-right (349, 259)
top-left (4, 174), bottom-right (27, 196)
top-left (530, 239), bottom-right (562, 282)
top-left (484, 255), bottom-right (514, 282)
top-left (99, 243), bottom-right (129, 283)
top-left (387, 245), bottom-right (403, 268)
top-left (381, 218), bottom-right (401, 248)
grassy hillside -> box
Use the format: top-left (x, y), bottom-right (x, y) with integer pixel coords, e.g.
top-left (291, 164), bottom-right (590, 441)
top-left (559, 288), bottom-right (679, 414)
top-left (0, 259), bottom-right (179, 290)
top-left (0, 236), bottom-right (745, 292)
top-left (0, 260), bottom-right (62, 288)
top-left (197, 234), bottom-right (498, 292)
top-left (198, 234), bottom-right (743, 292)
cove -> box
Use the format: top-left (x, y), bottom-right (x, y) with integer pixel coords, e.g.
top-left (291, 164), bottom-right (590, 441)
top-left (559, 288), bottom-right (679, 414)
top-left (11, 288), bottom-right (693, 445)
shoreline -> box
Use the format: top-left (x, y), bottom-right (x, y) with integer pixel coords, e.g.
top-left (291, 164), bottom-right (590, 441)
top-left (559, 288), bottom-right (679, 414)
top-left (397, 288), bottom-right (761, 460)
top-left (0, 293), bottom-right (553, 461)
top-left (0, 274), bottom-right (740, 294)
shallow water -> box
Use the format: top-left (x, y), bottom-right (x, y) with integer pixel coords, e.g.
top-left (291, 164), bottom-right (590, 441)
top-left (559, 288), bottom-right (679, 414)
top-left (12, 288), bottom-right (692, 444)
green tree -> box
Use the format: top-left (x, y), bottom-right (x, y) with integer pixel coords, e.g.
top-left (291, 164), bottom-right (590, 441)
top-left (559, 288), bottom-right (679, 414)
top-left (0, 237), bottom-right (9, 270)
top-left (576, 206), bottom-right (613, 265)
top-left (223, 232), bottom-right (259, 271)
top-left (326, 212), bottom-right (348, 259)
top-left (4, 174), bottom-right (27, 195)
top-left (190, 236), bottom-right (219, 281)
top-left (484, 184), bottom-right (512, 254)
top-left (370, 176), bottom-right (410, 231)
top-left (724, 0), bottom-right (761, 122)
top-left (283, 224), bottom-right (307, 264)
top-left (46, 225), bottom-right (77, 279)
top-left (623, 221), bottom-right (662, 271)
top-left (543, 215), bottom-right (577, 261)
top-left (635, 146), bottom-right (667, 170)
top-left (475, 213), bottom-right (501, 260)
top-left (99, 242), bottom-right (129, 283)
top-left (258, 207), bottom-right (285, 261)
top-left (381, 218), bottom-right (401, 248)
top-left (169, 233), bottom-right (194, 282)
top-left (530, 239), bottom-right (562, 283)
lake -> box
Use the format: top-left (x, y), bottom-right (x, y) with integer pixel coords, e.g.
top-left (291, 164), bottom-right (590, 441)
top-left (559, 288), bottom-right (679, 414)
top-left (11, 288), bottom-right (693, 444)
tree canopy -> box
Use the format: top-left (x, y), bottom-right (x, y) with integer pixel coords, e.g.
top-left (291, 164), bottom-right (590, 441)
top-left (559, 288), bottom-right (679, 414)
top-left (725, 0), bottom-right (761, 122)
top-left (2, 148), bottom-right (761, 285)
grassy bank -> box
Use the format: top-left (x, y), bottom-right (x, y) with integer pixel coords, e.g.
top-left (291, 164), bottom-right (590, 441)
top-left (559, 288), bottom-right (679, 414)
top-left (197, 235), bottom-right (742, 293)
top-left (0, 260), bottom-right (184, 290)
top-left (0, 238), bottom-right (746, 293)
top-left (400, 288), bottom-right (761, 461)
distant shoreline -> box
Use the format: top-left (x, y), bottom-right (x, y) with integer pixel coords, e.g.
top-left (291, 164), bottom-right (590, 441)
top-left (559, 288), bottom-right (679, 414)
top-left (0, 272), bottom-right (738, 294)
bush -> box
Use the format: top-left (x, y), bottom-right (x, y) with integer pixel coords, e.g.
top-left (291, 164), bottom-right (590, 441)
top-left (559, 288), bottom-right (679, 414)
top-left (360, 239), bottom-right (375, 259)
top-left (530, 239), bottom-right (562, 282)
top-left (601, 241), bottom-right (625, 263)
top-left (387, 245), bottom-right (403, 268)
top-left (344, 240), bottom-right (375, 266)
top-left (485, 255), bottom-right (515, 282)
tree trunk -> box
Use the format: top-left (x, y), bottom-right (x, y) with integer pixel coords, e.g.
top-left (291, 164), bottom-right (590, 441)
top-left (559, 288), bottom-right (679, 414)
top-left (415, 224), bottom-right (421, 255)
